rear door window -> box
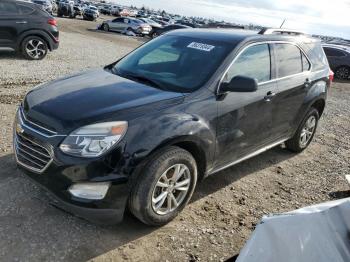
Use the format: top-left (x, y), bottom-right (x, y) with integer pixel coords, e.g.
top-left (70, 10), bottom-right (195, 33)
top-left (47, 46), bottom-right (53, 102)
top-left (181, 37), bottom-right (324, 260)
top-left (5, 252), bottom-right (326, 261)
top-left (274, 43), bottom-right (308, 78)
top-left (0, 2), bottom-right (19, 14)
top-left (224, 44), bottom-right (271, 84)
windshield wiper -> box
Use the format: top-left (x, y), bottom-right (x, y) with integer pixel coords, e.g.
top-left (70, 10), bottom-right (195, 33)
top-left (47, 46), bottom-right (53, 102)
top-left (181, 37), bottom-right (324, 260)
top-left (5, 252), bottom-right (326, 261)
top-left (123, 73), bottom-right (164, 89)
top-left (110, 67), bottom-right (165, 90)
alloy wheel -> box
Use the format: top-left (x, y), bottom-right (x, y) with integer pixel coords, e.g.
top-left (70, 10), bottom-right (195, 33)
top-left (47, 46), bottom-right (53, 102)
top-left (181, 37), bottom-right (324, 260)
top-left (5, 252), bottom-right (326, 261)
top-left (25, 39), bottom-right (47, 60)
top-left (299, 115), bottom-right (316, 148)
top-left (152, 164), bottom-right (191, 215)
top-left (335, 67), bottom-right (349, 80)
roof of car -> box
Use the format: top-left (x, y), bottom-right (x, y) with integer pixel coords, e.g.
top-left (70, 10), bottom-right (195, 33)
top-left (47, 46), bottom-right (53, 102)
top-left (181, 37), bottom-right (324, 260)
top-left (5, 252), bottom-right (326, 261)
top-left (322, 44), bottom-right (350, 52)
top-left (168, 28), bottom-right (319, 46)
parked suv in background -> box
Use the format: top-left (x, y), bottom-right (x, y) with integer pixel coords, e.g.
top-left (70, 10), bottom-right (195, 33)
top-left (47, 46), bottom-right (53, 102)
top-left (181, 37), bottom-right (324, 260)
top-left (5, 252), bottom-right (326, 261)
top-left (323, 44), bottom-right (350, 80)
top-left (14, 28), bottom-right (331, 226)
top-left (0, 0), bottom-right (59, 60)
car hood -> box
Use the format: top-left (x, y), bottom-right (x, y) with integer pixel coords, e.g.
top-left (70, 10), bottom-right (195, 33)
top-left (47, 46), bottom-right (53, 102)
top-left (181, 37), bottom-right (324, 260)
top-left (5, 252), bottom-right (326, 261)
top-left (23, 69), bottom-right (185, 133)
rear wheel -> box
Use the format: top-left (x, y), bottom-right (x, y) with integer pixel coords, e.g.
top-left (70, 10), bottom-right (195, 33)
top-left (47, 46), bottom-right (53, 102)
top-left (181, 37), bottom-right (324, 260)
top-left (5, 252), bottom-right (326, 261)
top-left (335, 66), bottom-right (349, 80)
top-left (21, 36), bottom-right (48, 60)
top-left (151, 32), bottom-right (159, 38)
top-left (129, 146), bottom-right (197, 226)
top-left (285, 108), bottom-right (319, 152)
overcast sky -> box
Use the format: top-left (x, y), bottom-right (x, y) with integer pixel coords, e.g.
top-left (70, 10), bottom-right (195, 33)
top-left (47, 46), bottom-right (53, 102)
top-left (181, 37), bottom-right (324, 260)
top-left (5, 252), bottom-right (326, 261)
top-left (114, 0), bottom-right (350, 39)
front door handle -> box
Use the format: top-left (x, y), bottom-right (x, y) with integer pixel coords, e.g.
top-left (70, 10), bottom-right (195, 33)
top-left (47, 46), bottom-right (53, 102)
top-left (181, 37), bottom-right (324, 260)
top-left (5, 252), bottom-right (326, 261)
top-left (16, 21), bottom-right (27, 24)
top-left (264, 91), bottom-right (276, 102)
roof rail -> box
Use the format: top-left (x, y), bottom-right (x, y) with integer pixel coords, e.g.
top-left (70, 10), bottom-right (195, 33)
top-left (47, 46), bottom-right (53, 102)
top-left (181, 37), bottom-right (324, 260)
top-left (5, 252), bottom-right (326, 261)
top-left (258, 28), bottom-right (306, 36)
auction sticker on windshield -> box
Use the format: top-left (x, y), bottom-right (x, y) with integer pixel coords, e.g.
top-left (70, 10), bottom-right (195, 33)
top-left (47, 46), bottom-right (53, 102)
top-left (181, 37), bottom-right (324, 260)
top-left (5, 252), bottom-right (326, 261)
top-left (187, 42), bottom-right (215, 52)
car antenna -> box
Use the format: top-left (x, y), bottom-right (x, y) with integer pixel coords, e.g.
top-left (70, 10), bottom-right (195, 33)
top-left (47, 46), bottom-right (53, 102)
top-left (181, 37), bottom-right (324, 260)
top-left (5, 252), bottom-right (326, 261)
top-left (280, 19), bottom-right (286, 28)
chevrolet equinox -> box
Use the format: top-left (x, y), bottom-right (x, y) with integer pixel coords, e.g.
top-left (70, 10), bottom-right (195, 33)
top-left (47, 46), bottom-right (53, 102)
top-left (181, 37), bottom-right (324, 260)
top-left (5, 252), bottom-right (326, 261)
top-left (13, 28), bottom-right (332, 225)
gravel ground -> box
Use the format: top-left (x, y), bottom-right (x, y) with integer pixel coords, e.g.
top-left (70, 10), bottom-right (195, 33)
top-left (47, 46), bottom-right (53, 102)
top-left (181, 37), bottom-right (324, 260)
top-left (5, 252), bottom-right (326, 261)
top-left (0, 17), bottom-right (349, 262)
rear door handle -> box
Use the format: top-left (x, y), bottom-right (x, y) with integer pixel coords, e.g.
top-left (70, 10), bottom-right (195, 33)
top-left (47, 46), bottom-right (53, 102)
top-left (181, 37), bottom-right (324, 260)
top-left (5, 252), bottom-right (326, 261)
top-left (264, 91), bottom-right (276, 102)
top-left (16, 21), bottom-right (27, 24)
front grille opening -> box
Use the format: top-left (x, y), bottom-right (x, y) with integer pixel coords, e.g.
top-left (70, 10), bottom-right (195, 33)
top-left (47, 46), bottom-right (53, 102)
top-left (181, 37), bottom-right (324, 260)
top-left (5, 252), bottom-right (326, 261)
top-left (15, 133), bottom-right (52, 173)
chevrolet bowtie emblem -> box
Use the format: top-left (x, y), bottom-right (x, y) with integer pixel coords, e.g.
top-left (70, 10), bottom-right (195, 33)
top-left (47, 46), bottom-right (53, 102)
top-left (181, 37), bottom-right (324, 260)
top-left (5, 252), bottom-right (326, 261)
top-left (16, 124), bottom-right (24, 134)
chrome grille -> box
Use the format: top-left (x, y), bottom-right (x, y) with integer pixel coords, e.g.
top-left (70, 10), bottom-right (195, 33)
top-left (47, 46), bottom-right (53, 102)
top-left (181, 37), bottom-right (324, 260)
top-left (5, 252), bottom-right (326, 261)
top-left (15, 132), bottom-right (52, 173)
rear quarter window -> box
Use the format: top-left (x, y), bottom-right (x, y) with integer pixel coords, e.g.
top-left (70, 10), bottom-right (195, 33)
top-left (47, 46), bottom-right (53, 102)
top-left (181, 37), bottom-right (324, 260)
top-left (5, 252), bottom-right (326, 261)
top-left (303, 42), bottom-right (329, 70)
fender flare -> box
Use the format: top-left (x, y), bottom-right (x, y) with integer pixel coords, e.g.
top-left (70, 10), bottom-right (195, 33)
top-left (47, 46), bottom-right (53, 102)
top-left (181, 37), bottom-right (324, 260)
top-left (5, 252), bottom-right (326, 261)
top-left (17, 30), bottom-right (55, 51)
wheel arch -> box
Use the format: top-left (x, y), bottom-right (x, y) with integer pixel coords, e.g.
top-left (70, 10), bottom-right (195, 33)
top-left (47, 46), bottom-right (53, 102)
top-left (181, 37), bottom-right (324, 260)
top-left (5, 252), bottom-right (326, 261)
top-left (17, 30), bottom-right (54, 51)
top-left (151, 136), bottom-right (208, 181)
top-left (311, 98), bottom-right (326, 117)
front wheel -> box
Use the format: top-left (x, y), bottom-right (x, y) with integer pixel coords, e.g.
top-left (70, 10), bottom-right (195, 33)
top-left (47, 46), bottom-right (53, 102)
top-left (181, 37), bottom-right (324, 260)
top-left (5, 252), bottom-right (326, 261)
top-left (285, 108), bottom-right (319, 152)
top-left (129, 146), bottom-right (197, 226)
top-left (103, 23), bottom-right (109, 31)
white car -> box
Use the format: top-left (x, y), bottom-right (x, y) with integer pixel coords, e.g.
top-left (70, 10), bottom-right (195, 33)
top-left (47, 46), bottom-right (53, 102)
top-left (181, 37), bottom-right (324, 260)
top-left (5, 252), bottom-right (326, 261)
top-left (102, 17), bottom-right (152, 35)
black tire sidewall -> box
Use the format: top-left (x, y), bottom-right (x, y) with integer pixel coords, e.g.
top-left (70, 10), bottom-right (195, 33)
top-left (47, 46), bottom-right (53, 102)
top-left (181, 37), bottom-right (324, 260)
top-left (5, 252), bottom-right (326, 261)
top-left (21, 36), bottom-right (48, 60)
top-left (287, 108), bottom-right (319, 152)
top-left (129, 147), bottom-right (197, 226)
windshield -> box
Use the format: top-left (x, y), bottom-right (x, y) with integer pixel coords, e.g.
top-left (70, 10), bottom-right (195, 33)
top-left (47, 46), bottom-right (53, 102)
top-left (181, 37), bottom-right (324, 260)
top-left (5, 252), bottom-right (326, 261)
top-left (112, 35), bottom-right (232, 92)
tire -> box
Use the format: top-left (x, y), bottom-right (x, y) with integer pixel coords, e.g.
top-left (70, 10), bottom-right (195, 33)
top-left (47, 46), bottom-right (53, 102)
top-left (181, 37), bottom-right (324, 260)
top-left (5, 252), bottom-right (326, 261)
top-left (335, 66), bottom-right (349, 80)
top-left (21, 36), bottom-right (48, 60)
top-left (285, 108), bottom-right (319, 153)
top-left (103, 23), bottom-right (109, 32)
top-left (152, 32), bottom-right (159, 38)
top-left (129, 146), bottom-right (198, 226)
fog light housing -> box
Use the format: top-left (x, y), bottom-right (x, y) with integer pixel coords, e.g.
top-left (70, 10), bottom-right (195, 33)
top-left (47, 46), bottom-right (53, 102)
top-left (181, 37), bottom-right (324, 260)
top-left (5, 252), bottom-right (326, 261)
top-left (68, 182), bottom-right (111, 200)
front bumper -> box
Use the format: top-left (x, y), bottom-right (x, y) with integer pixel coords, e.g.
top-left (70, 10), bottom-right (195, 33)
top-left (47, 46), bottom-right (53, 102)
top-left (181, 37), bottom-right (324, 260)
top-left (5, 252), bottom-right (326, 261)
top-left (13, 108), bottom-right (130, 224)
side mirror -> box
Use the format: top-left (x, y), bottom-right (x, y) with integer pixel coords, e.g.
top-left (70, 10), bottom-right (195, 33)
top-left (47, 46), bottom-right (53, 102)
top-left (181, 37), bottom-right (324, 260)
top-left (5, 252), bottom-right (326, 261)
top-left (220, 76), bottom-right (258, 93)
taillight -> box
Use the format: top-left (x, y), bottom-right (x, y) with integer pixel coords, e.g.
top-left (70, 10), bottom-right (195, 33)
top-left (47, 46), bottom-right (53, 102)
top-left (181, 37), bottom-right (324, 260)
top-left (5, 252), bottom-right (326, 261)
top-left (329, 70), bottom-right (334, 83)
top-left (48, 19), bottom-right (57, 27)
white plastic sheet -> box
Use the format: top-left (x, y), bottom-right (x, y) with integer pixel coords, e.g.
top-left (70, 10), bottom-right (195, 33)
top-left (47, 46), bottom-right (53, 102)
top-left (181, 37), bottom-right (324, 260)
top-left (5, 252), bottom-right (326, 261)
top-left (236, 198), bottom-right (350, 262)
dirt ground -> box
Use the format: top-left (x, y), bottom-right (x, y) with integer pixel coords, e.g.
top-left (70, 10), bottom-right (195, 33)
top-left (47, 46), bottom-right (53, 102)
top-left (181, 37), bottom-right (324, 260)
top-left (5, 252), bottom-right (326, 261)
top-left (0, 16), bottom-right (349, 262)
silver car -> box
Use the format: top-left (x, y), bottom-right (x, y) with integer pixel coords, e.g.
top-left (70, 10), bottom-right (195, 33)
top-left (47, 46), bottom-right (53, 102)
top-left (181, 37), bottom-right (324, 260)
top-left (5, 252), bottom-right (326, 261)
top-left (102, 17), bottom-right (152, 35)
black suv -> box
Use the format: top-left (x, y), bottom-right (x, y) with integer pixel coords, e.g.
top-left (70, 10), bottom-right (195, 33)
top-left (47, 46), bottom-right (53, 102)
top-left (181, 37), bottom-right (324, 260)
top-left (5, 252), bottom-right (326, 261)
top-left (0, 0), bottom-right (59, 60)
top-left (323, 44), bottom-right (350, 80)
top-left (13, 28), bottom-right (331, 225)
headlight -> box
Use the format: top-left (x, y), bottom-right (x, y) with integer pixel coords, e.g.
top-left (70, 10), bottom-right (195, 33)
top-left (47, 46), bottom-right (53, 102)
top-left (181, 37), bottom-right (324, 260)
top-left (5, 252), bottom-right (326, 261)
top-left (60, 121), bottom-right (127, 158)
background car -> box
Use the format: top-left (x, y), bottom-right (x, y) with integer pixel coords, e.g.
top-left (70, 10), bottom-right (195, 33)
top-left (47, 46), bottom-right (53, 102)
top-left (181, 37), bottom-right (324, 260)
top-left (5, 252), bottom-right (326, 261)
top-left (83, 8), bottom-right (97, 21)
top-left (0, 0), bottom-right (59, 60)
top-left (102, 17), bottom-right (152, 36)
top-left (31, 0), bottom-right (53, 14)
top-left (323, 44), bottom-right (350, 80)
top-left (139, 18), bottom-right (162, 30)
top-left (86, 5), bottom-right (99, 17)
top-left (110, 5), bottom-right (120, 16)
top-left (100, 5), bottom-right (112, 15)
top-left (150, 24), bottom-right (190, 38)
top-left (57, 0), bottom-right (76, 18)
